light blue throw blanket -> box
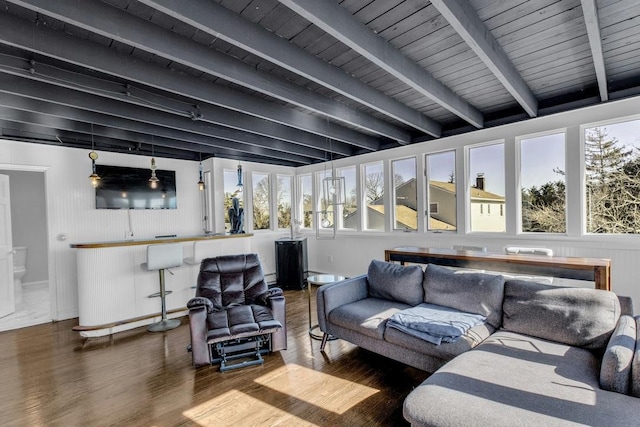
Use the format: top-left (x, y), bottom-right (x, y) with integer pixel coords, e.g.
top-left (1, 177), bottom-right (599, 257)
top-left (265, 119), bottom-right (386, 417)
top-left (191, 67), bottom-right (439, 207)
top-left (387, 303), bottom-right (486, 345)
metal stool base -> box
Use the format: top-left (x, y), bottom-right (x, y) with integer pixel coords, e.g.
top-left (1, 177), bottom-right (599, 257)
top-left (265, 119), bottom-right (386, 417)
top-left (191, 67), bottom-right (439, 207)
top-left (148, 318), bottom-right (181, 332)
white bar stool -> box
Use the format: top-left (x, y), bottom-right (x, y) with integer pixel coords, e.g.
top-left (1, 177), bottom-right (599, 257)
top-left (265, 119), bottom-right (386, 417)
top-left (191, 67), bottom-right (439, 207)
top-left (142, 243), bottom-right (183, 332)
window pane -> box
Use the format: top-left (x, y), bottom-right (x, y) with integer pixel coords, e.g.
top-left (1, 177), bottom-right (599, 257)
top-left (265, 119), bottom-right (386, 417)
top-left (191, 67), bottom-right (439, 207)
top-left (426, 151), bottom-right (456, 231)
top-left (299, 174), bottom-right (313, 228)
top-left (468, 144), bottom-right (505, 232)
top-left (520, 133), bottom-right (566, 233)
top-left (277, 175), bottom-right (292, 229)
top-left (392, 157), bottom-right (417, 230)
top-left (223, 169), bottom-right (243, 232)
top-left (363, 161), bottom-right (384, 231)
top-left (316, 170), bottom-right (332, 228)
top-left (585, 119), bottom-right (640, 233)
top-left (252, 172), bottom-right (270, 230)
top-left (338, 166), bottom-right (357, 229)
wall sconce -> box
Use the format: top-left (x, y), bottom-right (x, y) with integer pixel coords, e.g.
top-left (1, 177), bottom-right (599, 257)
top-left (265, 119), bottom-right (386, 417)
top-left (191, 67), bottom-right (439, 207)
top-left (88, 124), bottom-right (100, 188)
top-left (149, 157), bottom-right (159, 189)
top-left (236, 163), bottom-right (243, 192)
top-left (198, 157), bottom-right (205, 191)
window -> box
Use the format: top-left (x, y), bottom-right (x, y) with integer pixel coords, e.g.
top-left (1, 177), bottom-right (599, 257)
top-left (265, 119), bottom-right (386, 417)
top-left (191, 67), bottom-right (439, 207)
top-left (520, 132), bottom-right (566, 233)
top-left (426, 151), bottom-right (456, 231)
top-left (223, 168), bottom-right (243, 232)
top-left (338, 166), bottom-right (357, 229)
top-left (298, 174), bottom-right (313, 228)
top-left (585, 119), bottom-right (640, 234)
top-left (468, 143), bottom-right (505, 232)
top-left (363, 161), bottom-right (384, 231)
top-left (252, 172), bottom-right (270, 230)
top-left (277, 175), bottom-right (292, 229)
top-left (392, 157), bottom-right (417, 230)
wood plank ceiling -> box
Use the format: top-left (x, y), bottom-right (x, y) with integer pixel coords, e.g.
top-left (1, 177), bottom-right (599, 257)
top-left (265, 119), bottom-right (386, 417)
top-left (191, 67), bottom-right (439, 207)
top-left (0, 0), bottom-right (638, 166)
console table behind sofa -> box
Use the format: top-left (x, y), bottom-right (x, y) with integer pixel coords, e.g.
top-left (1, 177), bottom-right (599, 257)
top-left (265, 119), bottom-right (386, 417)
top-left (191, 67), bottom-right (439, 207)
top-left (384, 247), bottom-right (611, 291)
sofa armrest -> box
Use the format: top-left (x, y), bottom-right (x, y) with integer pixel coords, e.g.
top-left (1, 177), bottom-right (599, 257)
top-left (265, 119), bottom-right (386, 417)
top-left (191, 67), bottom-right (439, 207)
top-left (266, 289), bottom-right (287, 352)
top-left (317, 274), bottom-right (368, 333)
top-left (187, 304), bottom-right (211, 368)
top-left (187, 296), bottom-right (214, 313)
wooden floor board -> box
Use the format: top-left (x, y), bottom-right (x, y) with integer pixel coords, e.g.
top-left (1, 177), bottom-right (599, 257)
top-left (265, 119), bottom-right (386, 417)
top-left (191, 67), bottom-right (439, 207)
top-left (0, 289), bottom-right (428, 426)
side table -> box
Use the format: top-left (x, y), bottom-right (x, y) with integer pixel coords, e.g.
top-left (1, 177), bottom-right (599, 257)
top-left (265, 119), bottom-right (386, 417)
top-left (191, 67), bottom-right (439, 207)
top-left (306, 274), bottom-right (345, 340)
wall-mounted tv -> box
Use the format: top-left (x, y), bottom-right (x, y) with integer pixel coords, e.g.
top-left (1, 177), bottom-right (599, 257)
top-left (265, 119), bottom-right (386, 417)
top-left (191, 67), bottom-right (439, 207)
top-left (95, 165), bottom-right (177, 209)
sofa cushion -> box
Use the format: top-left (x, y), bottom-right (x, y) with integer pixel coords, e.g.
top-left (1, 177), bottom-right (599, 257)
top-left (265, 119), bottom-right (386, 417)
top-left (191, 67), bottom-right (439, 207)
top-left (632, 316), bottom-right (640, 397)
top-left (384, 321), bottom-right (494, 362)
top-left (503, 280), bottom-right (621, 352)
top-left (423, 264), bottom-right (505, 328)
top-left (367, 260), bottom-right (424, 306)
top-left (404, 330), bottom-right (640, 427)
top-left (329, 297), bottom-right (411, 340)
top-left (600, 315), bottom-right (636, 394)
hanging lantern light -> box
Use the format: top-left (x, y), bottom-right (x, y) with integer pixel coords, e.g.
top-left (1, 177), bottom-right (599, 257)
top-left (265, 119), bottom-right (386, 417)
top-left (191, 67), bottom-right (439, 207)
top-left (88, 124), bottom-right (100, 188)
top-left (198, 161), bottom-right (205, 191)
top-left (236, 163), bottom-right (243, 192)
top-left (149, 157), bottom-right (159, 189)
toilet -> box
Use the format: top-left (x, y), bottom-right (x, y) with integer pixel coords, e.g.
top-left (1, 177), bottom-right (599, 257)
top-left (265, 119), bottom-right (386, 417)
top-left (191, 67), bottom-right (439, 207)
top-left (13, 246), bottom-right (27, 287)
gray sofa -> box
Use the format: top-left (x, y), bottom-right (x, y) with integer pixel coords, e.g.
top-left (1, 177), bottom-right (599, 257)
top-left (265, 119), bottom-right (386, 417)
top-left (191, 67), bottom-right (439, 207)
top-left (317, 260), bottom-right (640, 426)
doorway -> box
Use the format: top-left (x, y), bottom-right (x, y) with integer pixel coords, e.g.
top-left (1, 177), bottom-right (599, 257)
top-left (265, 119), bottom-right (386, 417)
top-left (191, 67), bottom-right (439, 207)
top-left (0, 169), bottom-right (50, 331)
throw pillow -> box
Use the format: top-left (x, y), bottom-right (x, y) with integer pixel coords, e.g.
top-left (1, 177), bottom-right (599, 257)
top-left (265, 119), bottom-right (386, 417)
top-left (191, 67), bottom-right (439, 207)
top-left (367, 259), bottom-right (424, 306)
top-left (423, 264), bottom-right (505, 329)
top-left (600, 315), bottom-right (636, 394)
top-left (502, 280), bottom-right (621, 352)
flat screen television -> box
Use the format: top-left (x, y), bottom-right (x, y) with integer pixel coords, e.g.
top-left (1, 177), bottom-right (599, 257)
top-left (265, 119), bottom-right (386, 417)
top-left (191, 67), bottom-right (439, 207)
top-left (95, 165), bottom-right (177, 209)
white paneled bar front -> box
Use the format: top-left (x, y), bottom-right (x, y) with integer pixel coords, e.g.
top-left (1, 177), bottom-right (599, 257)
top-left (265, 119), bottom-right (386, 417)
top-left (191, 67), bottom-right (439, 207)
top-left (71, 233), bottom-right (252, 337)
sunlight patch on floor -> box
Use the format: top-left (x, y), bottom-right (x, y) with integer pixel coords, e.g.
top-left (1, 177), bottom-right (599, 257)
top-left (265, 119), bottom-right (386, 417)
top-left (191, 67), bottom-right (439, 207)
top-left (182, 389), bottom-right (311, 426)
top-left (253, 363), bottom-right (380, 415)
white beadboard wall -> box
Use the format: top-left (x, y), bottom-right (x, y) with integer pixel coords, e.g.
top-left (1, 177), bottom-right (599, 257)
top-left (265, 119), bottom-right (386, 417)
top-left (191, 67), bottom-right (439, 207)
top-left (0, 140), bottom-right (204, 320)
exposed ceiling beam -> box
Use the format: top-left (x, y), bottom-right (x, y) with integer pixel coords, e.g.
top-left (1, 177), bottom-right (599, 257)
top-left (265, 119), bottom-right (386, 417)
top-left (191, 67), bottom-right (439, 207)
top-left (7, 0), bottom-right (408, 145)
top-left (138, 0), bottom-right (441, 139)
top-left (0, 11), bottom-right (377, 152)
top-left (429, 0), bottom-right (538, 117)
top-left (0, 74), bottom-right (330, 161)
top-left (0, 93), bottom-right (314, 165)
top-left (279, 0), bottom-right (484, 129)
top-left (581, 0), bottom-right (608, 102)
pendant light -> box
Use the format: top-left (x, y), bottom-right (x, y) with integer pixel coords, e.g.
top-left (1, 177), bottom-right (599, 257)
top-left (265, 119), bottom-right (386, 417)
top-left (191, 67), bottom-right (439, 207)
top-left (88, 123), bottom-right (101, 188)
top-left (197, 151), bottom-right (205, 191)
top-left (236, 163), bottom-right (243, 192)
top-left (149, 137), bottom-right (159, 189)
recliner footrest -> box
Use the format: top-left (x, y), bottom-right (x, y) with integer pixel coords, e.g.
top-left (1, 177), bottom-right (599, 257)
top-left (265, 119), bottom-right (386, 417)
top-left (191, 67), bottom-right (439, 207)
top-left (210, 334), bottom-right (272, 372)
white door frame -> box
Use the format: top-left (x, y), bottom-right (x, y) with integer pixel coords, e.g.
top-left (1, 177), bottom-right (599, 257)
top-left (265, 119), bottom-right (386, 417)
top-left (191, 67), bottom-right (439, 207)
top-left (0, 164), bottom-right (55, 320)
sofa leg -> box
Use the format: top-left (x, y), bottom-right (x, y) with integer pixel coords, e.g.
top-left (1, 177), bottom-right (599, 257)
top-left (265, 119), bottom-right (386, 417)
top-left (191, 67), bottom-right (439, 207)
top-left (320, 333), bottom-right (329, 351)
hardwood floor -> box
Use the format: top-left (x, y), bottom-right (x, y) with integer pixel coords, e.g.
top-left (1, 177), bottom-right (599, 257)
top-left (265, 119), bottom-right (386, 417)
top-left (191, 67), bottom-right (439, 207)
top-left (0, 288), bottom-right (429, 426)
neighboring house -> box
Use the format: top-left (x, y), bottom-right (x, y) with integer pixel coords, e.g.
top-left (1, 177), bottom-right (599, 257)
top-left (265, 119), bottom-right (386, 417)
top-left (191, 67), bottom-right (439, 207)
top-left (344, 175), bottom-right (505, 232)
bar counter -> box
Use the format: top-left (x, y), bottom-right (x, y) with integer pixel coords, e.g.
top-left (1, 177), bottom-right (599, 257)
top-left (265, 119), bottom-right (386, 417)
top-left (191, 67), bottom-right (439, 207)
top-left (71, 233), bottom-right (252, 337)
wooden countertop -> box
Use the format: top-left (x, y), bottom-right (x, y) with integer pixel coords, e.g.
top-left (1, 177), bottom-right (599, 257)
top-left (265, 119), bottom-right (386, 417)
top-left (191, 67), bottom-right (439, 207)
top-left (70, 233), bottom-right (253, 249)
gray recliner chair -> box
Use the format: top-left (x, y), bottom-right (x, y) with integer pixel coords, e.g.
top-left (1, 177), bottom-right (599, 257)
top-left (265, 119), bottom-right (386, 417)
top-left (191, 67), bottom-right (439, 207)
top-left (187, 253), bottom-right (287, 371)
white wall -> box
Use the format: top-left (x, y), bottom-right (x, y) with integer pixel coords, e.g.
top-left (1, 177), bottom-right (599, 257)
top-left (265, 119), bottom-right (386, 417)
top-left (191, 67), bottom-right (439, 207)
top-left (0, 140), bottom-right (204, 320)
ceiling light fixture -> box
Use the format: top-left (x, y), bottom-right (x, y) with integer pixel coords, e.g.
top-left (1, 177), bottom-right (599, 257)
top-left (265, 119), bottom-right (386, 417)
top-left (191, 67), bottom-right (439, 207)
top-left (198, 152), bottom-right (205, 191)
top-left (149, 138), bottom-right (159, 189)
top-left (236, 163), bottom-right (243, 192)
top-left (88, 123), bottom-right (101, 188)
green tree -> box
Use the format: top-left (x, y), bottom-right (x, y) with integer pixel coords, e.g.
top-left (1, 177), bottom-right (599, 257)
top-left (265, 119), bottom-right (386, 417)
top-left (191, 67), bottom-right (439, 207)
top-left (252, 175), bottom-right (270, 230)
top-left (521, 180), bottom-right (566, 232)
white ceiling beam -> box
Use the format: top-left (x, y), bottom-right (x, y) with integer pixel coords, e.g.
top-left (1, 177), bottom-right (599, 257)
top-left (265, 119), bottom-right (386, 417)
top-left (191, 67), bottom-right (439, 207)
top-left (279, 0), bottom-right (484, 128)
top-left (138, 0), bottom-right (441, 139)
top-left (581, 0), bottom-right (608, 102)
top-left (429, 0), bottom-right (538, 117)
top-left (7, 0), bottom-right (407, 145)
